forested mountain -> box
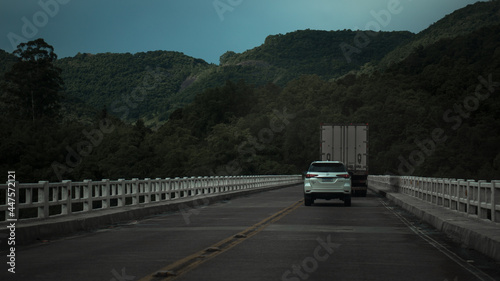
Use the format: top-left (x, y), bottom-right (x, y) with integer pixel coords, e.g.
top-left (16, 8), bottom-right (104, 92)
top-left (0, 30), bottom-right (413, 125)
top-left (2, 2), bottom-right (497, 126)
top-left (1, 1), bottom-right (499, 182)
top-left (54, 51), bottom-right (213, 124)
top-left (377, 0), bottom-right (500, 70)
top-left (51, 30), bottom-right (412, 125)
top-left (220, 30), bottom-right (413, 78)
top-left (153, 23), bottom-right (500, 180)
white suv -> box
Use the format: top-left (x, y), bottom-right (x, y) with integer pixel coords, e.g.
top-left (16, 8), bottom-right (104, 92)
top-left (304, 161), bottom-right (352, 206)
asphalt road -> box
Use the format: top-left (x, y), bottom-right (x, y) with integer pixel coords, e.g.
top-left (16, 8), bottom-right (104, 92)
top-left (1, 184), bottom-right (499, 281)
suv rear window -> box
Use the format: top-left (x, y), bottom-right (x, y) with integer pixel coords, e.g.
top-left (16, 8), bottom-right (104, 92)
top-left (309, 163), bottom-right (346, 173)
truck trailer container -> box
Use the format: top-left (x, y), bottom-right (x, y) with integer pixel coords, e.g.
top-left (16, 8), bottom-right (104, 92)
top-left (320, 123), bottom-right (369, 196)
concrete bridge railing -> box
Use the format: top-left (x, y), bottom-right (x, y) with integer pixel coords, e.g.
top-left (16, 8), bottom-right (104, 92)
top-left (0, 175), bottom-right (302, 222)
top-left (368, 175), bottom-right (500, 223)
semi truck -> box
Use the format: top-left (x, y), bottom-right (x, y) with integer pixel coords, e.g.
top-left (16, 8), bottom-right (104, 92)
top-left (320, 123), bottom-right (369, 197)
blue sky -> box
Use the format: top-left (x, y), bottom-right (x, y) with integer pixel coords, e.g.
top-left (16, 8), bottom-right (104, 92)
top-left (0, 0), bottom-right (484, 64)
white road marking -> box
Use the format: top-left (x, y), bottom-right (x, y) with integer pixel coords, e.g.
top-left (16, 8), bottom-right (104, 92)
top-left (380, 200), bottom-right (495, 281)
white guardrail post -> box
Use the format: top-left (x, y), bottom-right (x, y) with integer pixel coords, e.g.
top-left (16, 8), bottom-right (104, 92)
top-left (41, 181), bottom-right (50, 218)
top-left (492, 180), bottom-right (498, 223)
top-left (368, 175), bottom-right (499, 223)
top-left (477, 180), bottom-right (483, 219)
top-left (0, 175), bottom-right (301, 223)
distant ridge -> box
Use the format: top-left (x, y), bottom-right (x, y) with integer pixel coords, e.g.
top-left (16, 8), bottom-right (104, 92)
top-left (377, 1), bottom-right (500, 69)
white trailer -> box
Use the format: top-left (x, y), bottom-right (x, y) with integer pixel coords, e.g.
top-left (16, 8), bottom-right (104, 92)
top-left (320, 123), bottom-right (369, 196)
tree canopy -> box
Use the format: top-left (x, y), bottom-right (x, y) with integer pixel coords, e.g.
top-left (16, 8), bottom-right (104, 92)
top-left (1, 38), bottom-right (63, 122)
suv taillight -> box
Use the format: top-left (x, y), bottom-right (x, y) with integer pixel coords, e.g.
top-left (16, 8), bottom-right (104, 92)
top-left (306, 174), bottom-right (318, 178)
top-left (337, 174), bottom-right (350, 178)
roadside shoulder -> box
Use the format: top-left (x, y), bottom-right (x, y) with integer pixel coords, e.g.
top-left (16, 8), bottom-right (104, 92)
top-left (369, 185), bottom-right (500, 262)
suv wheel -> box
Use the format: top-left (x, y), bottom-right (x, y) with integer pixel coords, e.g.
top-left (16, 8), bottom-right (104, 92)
top-left (304, 195), bottom-right (313, 206)
top-left (344, 195), bottom-right (351, 207)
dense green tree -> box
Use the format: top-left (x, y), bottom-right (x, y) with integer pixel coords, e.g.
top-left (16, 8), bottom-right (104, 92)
top-left (2, 39), bottom-right (63, 122)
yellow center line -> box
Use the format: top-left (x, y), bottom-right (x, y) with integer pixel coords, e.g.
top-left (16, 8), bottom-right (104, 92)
top-left (138, 199), bottom-right (304, 281)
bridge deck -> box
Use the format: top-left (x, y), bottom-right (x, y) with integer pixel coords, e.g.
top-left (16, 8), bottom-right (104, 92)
top-left (1, 185), bottom-right (498, 280)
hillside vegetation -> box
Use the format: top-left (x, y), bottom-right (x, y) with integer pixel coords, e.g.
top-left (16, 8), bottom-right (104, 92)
top-left (54, 51), bottom-right (213, 123)
top-left (1, 29), bottom-right (414, 125)
top-left (1, 1), bottom-right (499, 182)
top-left (377, 1), bottom-right (500, 69)
top-left (221, 29), bottom-right (413, 78)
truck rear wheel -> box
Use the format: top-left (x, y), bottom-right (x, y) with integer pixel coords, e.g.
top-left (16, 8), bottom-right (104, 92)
top-left (354, 189), bottom-right (367, 197)
top-left (358, 189), bottom-right (367, 197)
